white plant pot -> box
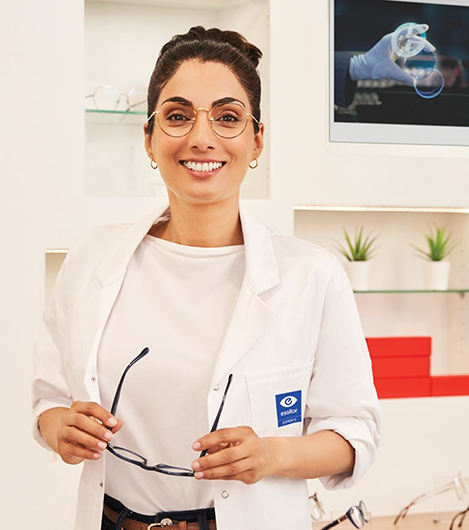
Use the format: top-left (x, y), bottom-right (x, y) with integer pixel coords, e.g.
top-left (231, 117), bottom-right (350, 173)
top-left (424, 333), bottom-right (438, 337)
top-left (343, 260), bottom-right (371, 291)
top-left (424, 260), bottom-right (451, 291)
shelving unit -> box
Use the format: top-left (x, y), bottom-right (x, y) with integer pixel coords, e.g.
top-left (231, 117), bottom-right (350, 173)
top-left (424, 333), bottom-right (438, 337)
top-left (84, 0), bottom-right (270, 199)
top-left (294, 206), bottom-right (469, 377)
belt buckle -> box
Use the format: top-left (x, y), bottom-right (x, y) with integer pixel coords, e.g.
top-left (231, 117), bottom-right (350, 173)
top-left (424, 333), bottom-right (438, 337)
top-left (148, 519), bottom-right (175, 528)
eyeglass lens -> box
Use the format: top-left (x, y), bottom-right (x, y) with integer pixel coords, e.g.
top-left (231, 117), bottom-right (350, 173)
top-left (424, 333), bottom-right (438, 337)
top-left (348, 501), bottom-right (368, 528)
top-left (156, 101), bottom-right (250, 138)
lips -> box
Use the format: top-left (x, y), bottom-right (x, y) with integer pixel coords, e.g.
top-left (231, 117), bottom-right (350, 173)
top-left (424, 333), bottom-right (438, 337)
top-left (181, 160), bottom-right (225, 173)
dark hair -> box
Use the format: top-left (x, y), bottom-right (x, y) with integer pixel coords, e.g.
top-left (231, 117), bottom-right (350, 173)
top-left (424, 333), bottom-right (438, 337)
top-left (146, 26), bottom-right (262, 135)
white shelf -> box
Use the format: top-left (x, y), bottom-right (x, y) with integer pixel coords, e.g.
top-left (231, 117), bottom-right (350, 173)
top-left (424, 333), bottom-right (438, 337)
top-left (86, 0), bottom-right (252, 9)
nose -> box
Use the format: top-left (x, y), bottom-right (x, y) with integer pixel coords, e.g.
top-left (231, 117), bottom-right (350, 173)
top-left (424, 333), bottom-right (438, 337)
top-left (189, 108), bottom-right (216, 150)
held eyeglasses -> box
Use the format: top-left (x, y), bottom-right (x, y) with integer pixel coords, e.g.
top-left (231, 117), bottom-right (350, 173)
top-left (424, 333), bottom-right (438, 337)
top-left (146, 97), bottom-right (260, 139)
top-left (106, 347), bottom-right (233, 476)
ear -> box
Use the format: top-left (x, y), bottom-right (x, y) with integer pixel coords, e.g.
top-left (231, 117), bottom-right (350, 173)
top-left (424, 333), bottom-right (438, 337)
top-left (144, 122), bottom-right (155, 162)
top-left (252, 122), bottom-right (264, 160)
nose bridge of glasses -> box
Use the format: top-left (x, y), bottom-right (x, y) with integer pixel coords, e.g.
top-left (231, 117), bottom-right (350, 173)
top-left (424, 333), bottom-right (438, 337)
top-left (187, 107), bottom-right (217, 139)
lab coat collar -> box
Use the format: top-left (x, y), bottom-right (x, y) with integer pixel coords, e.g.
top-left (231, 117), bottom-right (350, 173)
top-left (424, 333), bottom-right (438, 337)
top-left (94, 202), bottom-right (280, 295)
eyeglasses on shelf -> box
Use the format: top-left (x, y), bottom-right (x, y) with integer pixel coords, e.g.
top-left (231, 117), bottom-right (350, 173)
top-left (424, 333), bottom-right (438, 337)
top-left (394, 473), bottom-right (468, 525)
top-left (310, 492), bottom-right (326, 521)
top-left (106, 346), bottom-right (233, 476)
top-left (85, 85), bottom-right (147, 112)
top-left (321, 501), bottom-right (369, 530)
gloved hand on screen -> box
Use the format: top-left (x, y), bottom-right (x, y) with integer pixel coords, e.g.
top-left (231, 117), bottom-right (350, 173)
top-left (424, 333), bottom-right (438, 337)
top-left (349, 24), bottom-right (435, 86)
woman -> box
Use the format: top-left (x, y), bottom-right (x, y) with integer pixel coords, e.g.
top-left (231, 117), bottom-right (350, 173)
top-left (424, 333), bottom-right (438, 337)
top-left (32, 27), bottom-right (382, 530)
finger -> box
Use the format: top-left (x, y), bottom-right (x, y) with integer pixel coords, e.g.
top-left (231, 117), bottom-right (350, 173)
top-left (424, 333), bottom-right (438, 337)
top-left (193, 441), bottom-right (247, 471)
top-left (193, 456), bottom-right (253, 481)
top-left (71, 401), bottom-right (119, 429)
top-left (59, 439), bottom-right (102, 464)
top-left (193, 427), bottom-right (244, 453)
top-left (64, 423), bottom-right (112, 452)
top-left (66, 411), bottom-right (116, 445)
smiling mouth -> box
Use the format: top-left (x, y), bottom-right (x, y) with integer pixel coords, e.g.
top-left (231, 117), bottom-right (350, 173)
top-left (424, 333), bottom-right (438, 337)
top-left (181, 161), bottom-right (225, 173)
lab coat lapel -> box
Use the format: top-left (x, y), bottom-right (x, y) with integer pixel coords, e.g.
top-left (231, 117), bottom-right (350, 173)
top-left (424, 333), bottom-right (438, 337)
top-left (211, 204), bottom-right (281, 385)
top-left (78, 204), bottom-right (170, 400)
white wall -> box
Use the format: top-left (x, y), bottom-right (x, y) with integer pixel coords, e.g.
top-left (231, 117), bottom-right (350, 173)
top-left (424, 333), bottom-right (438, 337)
top-left (3, 0), bottom-right (469, 527)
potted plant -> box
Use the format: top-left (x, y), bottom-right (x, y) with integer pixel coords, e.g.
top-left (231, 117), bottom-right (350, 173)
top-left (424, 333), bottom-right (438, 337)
top-left (411, 224), bottom-right (459, 290)
top-left (334, 225), bottom-right (379, 290)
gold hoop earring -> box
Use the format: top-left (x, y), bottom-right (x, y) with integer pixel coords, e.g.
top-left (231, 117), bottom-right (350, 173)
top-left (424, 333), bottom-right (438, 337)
top-left (249, 159), bottom-right (258, 170)
top-left (150, 160), bottom-right (158, 170)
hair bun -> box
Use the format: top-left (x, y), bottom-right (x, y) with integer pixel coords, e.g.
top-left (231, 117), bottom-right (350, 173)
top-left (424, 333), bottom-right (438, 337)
top-left (161, 26), bottom-right (262, 68)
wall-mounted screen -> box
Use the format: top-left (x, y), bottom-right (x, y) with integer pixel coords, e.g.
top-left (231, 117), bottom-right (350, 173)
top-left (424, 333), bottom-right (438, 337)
top-left (330, 0), bottom-right (469, 146)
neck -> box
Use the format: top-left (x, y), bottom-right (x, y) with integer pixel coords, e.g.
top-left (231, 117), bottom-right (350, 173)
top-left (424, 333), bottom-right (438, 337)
top-left (152, 195), bottom-right (244, 247)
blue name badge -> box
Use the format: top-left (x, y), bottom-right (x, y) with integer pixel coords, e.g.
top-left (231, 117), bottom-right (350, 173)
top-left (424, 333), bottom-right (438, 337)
top-left (275, 390), bottom-right (302, 428)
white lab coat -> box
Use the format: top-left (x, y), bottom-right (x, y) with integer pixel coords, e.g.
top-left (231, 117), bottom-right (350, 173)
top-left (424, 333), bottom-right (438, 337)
top-left (32, 203), bottom-right (381, 530)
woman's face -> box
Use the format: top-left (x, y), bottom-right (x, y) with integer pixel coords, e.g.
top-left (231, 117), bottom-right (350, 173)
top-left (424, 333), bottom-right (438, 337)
top-left (144, 60), bottom-right (264, 208)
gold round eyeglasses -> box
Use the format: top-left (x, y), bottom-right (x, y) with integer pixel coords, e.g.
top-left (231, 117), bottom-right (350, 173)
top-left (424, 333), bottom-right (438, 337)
top-left (147, 100), bottom-right (259, 139)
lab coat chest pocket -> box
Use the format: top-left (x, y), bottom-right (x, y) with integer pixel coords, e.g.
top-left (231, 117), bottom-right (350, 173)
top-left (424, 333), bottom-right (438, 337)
top-left (246, 361), bottom-right (313, 437)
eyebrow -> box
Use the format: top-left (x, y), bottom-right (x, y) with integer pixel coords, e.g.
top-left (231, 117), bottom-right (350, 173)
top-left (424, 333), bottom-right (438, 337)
top-left (160, 96), bottom-right (246, 108)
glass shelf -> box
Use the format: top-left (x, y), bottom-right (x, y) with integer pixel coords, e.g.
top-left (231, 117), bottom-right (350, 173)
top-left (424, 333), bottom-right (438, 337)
top-left (85, 108), bottom-right (147, 125)
top-left (354, 289), bottom-right (469, 294)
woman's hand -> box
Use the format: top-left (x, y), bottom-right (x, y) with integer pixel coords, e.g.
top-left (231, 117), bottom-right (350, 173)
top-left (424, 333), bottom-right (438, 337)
top-left (39, 402), bottom-right (123, 465)
top-left (191, 426), bottom-right (279, 484)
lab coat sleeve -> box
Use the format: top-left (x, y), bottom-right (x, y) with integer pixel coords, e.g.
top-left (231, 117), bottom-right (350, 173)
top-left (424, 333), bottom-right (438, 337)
top-left (31, 250), bottom-right (74, 450)
top-left (304, 261), bottom-right (382, 489)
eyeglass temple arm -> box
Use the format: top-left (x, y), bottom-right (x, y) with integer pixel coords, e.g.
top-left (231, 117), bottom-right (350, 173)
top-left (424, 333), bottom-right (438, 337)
top-left (393, 481), bottom-right (458, 524)
top-left (321, 514), bottom-right (348, 530)
top-left (199, 374), bottom-right (233, 458)
top-left (449, 506), bottom-right (469, 530)
top-left (109, 347), bottom-right (150, 416)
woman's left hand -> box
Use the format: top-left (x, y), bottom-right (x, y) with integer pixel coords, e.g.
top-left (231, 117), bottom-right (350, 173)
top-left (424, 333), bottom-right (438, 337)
top-left (191, 426), bottom-right (279, 484)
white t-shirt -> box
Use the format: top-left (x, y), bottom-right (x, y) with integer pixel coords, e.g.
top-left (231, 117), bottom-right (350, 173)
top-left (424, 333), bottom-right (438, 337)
top-left (97, 233), bottom-right (245, 514)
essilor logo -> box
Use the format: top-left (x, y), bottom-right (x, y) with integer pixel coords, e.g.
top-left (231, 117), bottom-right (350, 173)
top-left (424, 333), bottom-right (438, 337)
top-left (279, 395), bottom-right (298, 408)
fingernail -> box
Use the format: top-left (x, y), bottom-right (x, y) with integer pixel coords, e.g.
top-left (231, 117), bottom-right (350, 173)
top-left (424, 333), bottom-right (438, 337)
top-left (192, 461), bottom-right (200, 470)
top-left (194, 472), bottom-right (204, 479)
top-left (97, 441), bottom-right (107, 450)
top-left (108, 417), bottom-right (118, 427)
top-left (93, 452), bottom-right (101, 459)
top-left (104, 431), bottom-right (113, 441)
top-left (192, 442), bottom-right (201, 450)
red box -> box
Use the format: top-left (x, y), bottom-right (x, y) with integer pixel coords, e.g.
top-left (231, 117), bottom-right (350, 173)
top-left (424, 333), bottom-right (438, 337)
top-left (374, 377), bottom-right (431, 399)
top-left (371, 357), bottom-right (430, 379)
top-left (431, 375), bottom-right (469, 396)
top-left (366, 337), bottom-right (431, 358)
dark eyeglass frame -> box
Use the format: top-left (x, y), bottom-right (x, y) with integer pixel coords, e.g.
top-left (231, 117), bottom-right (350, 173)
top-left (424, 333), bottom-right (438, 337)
top-left (321, 501), bottom-right (369, 530)
top-left (146, 100), bottom-right (260, 139)
top-left (450, 506), bottom-right (469, 530)
top-left (106, 347), bottom-right (233, 477)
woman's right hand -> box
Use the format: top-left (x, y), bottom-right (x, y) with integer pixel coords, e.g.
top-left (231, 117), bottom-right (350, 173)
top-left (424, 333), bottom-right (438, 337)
top-left (39, 402), bottom-right (123, 465)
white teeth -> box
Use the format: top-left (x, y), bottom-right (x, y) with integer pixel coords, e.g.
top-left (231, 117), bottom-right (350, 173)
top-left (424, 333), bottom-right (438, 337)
top-left (183, 161), bottom-right (223, 172)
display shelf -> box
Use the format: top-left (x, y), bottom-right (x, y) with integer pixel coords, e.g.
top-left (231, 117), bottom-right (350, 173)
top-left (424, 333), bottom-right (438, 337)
top-left (85, 108), bottom-right (146, 125)
top-left (354, 289), bottom-right (469, 294)
top-left (86, 0), bottom-right (252, 9)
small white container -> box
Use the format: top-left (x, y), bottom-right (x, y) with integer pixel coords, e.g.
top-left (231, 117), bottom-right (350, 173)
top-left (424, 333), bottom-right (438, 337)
top-left (343, 260), bottom-right (371, 291)
top-left (424, 260), bottom-right (451, 291)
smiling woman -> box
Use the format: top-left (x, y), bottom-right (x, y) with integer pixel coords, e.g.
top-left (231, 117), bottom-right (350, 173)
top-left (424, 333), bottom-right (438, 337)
top-left (32, 26), bottom-right (382, 530)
